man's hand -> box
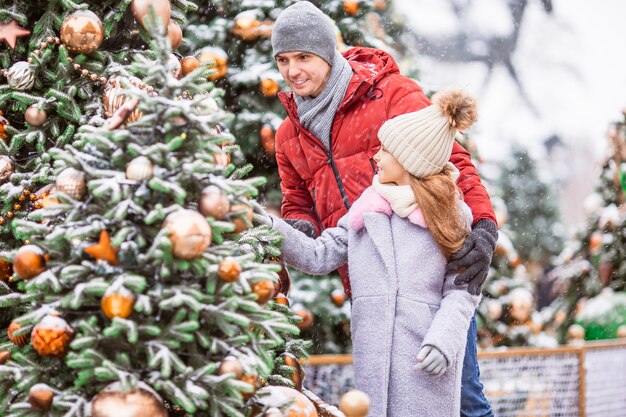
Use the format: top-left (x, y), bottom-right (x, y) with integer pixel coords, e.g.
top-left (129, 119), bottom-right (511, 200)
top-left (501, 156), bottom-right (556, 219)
top-left (447, 219), bottom-right (498, 295)
top-left (414, 345), bottom-right (447, 376)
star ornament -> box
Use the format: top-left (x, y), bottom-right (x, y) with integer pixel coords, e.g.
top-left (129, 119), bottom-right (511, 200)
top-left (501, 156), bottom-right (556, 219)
top-left (0, 21), bottom-right (31, 49)
top-left (85, 230), bottom-right (119, 265)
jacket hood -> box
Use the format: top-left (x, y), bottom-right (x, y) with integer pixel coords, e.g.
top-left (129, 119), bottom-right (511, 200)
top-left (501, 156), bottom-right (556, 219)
top-left (279, 47), bottom-right (401, 118)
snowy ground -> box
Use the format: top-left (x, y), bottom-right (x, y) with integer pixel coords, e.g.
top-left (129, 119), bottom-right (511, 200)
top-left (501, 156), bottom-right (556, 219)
top-left (392, 0), bottom-right (626, 224)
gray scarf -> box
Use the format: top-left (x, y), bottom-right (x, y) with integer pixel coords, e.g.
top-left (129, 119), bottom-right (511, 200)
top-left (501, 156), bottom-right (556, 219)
top-left (294, 50), bottom-right (353, 150)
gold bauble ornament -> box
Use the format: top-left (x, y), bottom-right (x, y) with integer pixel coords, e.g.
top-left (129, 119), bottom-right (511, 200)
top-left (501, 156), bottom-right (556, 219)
top-left (28, 383), bottom-right (54, 411)
top-left (260, 79), bottom-right (279, 97)
top-left (163, 209), bottom-right (212, 260)
top-left (213, 151), bottom-right (231, 167)
top-left (181, 56), bottom-right (200, 76)
top-left (0, 155), bottom-right (14, 183)
top-left (167, 20), bottom-right (182, 50)
top-left (240, 373), bottom-right (260, 400)
top-left (218, 356), bottom-right (244, 378)
top-left (374, 0), bottom-right (386, 10)
top-left (103, 79), bottom-right (143, 124)
top-left (230, 203), bottom-right (253, 233)
top-left (24, 104), bottom-right (47, 127)
top-left (91, 381), bottom-right (167, 417)
top-left (339, 390), bottom-right (370, 417)
top-left (567, 324), bottom-right (585, 341)
top-left (251, 279), bottom-right (275, 305)
top-left (55, 167), bottom-right (86, 200)
top-left (101, 287), bottom-right (135, 319)
top-left (14, 244), bottom-right (47, 280)
top-left (294, 307), bottom-right (314, 330)
top-left (0, 350), bottom-right (11, 364)
top-left (260, 125), bottom-right (276, 157)
top-left (31, 314), bottom-right (74, 357)
top-left (60, 10), bottom-right (104, 54)
top-left (0, 259), bottom-right (12, 282)
top-left (197, 47), bottom-right (228, 81)
top-left (6, 61), bottom-right (35, 90)
top-left (343, 0), bottom-right (359, 15)
top-left (131, 0), bottom-right (171, 29)
top-left (199, 186), bottom-right (230, 219)
top-left (218, 257), bottom-right (242, 283)
top-left (8, 321), bottom-right (28, 345)
top-left (256, 386), bottom-right (318, 417)
top-left (282, 352), bottom-right (305, 391)
top-left (126, 156), bottom-right (154, 181)
top-left (0, 110), bottom-right (9, 141)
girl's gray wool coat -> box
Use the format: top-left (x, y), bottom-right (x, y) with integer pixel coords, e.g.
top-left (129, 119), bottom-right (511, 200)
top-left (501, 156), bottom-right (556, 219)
top-left (271, 210), bottom-right (481, 417)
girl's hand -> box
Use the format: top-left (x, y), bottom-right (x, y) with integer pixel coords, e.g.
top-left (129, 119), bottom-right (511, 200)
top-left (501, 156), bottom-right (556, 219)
top-left (414, 345), bottom-right (448, 376)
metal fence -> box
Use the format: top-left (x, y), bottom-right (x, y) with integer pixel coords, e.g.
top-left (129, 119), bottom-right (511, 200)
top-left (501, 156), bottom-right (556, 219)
top-left (302, 339), bottom-right (626, 417)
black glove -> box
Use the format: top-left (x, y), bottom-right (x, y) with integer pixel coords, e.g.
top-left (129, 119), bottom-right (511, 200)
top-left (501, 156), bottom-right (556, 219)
top-left (446, 219), bottom-right (498, 295)
top-left (284, 218), bottom-right (317, 239)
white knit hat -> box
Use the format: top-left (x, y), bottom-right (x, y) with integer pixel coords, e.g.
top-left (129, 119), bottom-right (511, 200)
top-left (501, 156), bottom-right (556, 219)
top-left (377, 89), bottom-right (477, 178)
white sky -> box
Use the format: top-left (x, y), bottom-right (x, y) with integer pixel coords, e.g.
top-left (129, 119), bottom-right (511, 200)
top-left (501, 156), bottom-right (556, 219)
top-left (392, 0), bottom-right (626, 224)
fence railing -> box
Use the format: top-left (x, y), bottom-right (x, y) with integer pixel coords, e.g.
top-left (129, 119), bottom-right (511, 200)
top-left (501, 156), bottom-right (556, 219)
top-left (302, 339), bottom-right (626, 417)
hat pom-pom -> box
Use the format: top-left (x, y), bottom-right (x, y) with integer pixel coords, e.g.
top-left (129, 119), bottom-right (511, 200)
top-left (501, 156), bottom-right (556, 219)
top-left (433, 89), bottom-right (477, 131)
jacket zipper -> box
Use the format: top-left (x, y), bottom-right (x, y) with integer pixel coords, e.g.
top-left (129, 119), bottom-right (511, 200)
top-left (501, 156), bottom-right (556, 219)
top-left (310, 188), bottom-right (324, 231)
top-left (370, 158), bottom-right (378, 174)
top-left (328, 133), bottom-right (351, 210)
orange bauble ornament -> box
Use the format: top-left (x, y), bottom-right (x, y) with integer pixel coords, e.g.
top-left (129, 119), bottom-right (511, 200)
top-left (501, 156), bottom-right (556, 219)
top-left (166, 20), bottom-right (182, 50)
top-left (197, 47), bottom-right (228, 81)
top-left (181, 56), bottom-right (200, 76)
top-left (218, 257), bottom-right (242, 283)
top-left (343, 0), bottom-right (359, 15)
top-left (28, 383), bottom-right (54, 412)
top-left (60, 10), bottom-right (104, 54)
top-left (331, 289), bottom-right (346, 307)
top-left (8, 321), bottom-right (28, 345)
top-left (240, 372), bottom-right (260, 400)
top-left (31, 314), bottom-right (74, 357)
top-left (274, 293), bottom-right (290, 307)
top-left (260, 124), bottom-right (276, 157)
top-left (131, 0), bottom-right (171, 29)
top-left (281, 352), bottom-right (305, 391)
top-left (256, 386), bottom-right (318, 417)
top-left (294, 307), bottom-right (314, 330)
top-left (13, 244), bottom-right (47, 280)
top-left (101, 287), bottom-right (135, 319)
top-left (260, 79), bottom-right (279, 97)
top-left (91, 381), bottom-right (167, 417)
top-left (230, 204), bottom-right (254, 233)
top-left (251, 279), bottom-right (275, 304)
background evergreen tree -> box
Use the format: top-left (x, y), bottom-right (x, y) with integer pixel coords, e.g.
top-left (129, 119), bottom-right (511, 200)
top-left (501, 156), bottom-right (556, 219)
top-left (0, 17), bottom-right (314, 417)
top-left (545, 113), bottom-right (626, 343)
top-left (495, 146), bottom-right (563, 267)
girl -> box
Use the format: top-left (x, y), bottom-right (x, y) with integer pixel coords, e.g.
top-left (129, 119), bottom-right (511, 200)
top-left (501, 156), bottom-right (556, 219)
top-left (259, 89), bottom-right (482, 416)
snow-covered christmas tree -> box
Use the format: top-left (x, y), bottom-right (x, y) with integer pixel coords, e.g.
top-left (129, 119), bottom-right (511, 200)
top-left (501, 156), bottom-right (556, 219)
top-left (545, 112), bottom-right (626, 343)
top-left (0, 12), bottom-right (320, 416)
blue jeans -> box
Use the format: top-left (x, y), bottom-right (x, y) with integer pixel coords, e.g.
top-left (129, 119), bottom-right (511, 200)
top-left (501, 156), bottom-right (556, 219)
top-left (460, 314), bottom-right (494, 417)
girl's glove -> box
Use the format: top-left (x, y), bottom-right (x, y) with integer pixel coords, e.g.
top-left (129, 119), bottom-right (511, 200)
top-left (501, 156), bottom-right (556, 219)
top-left (446, 219), bottom-right (498, 295)
top-left (250, 201), bottom-right (273, 226)
top-left (414, 345), bottom-right (448, 376)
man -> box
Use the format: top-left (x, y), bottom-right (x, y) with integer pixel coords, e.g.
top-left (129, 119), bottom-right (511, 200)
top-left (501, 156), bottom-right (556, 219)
top-left (271, 2), bottom-right (497, 416)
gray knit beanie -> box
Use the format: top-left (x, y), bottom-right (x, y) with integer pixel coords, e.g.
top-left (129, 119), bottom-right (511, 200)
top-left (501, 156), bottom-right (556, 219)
top-left (271, 1), bottom-right (337, 65)
top-left (377, 89), bottom-right (478, 178)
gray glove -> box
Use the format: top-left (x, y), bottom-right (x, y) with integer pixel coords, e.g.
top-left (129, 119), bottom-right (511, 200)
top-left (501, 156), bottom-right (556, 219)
top-left (414, 345), bottom-right (447, 376)
top-left (447, 219), bottom-right (498, 295)
top-left (284, 218), bottom-right (317, 239)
